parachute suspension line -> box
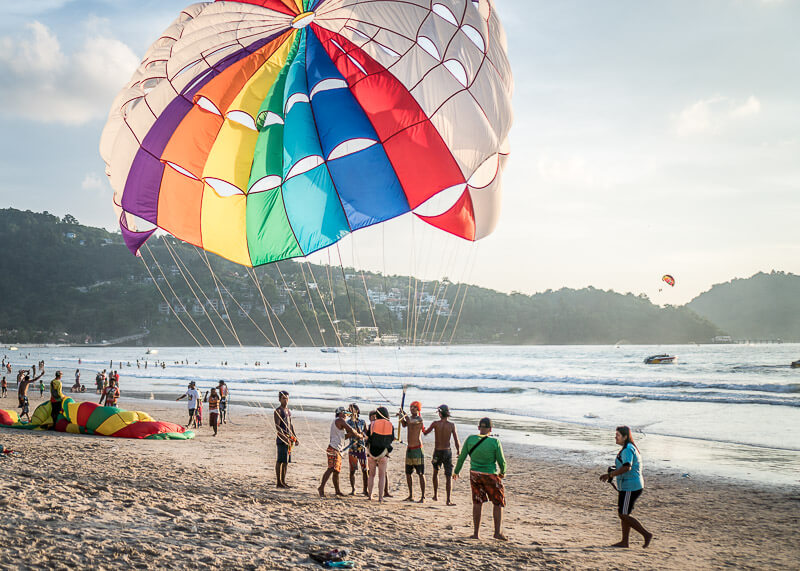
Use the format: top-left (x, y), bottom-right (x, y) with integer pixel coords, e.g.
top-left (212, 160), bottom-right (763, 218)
top-left (166, 238), bottom-right (237, 342)
top-left (139, 246), bottom-right (202, 347)
top-left (421, 239), bottom-right (460, 344)
top-left (195, 248), bottom-right (244, 346)
top-left (161, 237), bottom-right (227, 347)
top-left (351, 237), bottom-right (377, 330)
top-left (325, 250), bottom-right (341, 334)
top-left (436, 281), bottom-right (463, 345)
top-left (197, 255), bottom-right (328, 454)
top-left (448, 245), bottom-right (480, 345)
top-left (245, 266), bottom-right (282, 347)
top-left (336, 245), bottom-right (394, 406)
top-left (249, 267), bottom-right (298, 347)
top-left (434, 240), bottom-right (477, 345)
top-left (306, 262), bottom-right (344, 348)
top-left (195, 249), bottom-right (276, 347)
top-left (275, 263), bottom-right (316, 346)
top-left (144, 243), bottom-right (212, 346)
top-left (298, 262), bottom-right (326, 346)
top-left (419, 279), bottom-right (441, 344)
top-left (427, 278), bottom-right (451, 344)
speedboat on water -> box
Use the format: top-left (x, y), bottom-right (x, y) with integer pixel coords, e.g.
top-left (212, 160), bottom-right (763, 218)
top-left (644, 354), bottom-right (676, 364)
top-left (320, 347), bottom-right (339, 353)
top-left (791, 360), bottom-right (800, 368)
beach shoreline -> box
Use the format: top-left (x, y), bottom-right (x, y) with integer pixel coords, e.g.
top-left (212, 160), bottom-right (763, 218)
top-left (1, 395), bottom-right (798, 569)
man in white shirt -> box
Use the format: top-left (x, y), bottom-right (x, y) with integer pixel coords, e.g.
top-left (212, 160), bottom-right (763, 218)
top-left (176, 381), bottom-right (201, 428)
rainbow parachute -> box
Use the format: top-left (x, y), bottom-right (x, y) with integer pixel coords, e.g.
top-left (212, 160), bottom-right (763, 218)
top-left (100, 0), bottom-right (513, 266)
top-left (0, 399), bottom-right (194, 440)
top-left (662, 274), bottom-right (675, 287)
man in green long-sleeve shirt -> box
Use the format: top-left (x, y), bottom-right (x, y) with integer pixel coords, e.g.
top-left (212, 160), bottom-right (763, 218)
top-left (453, 417), bottom-right (507, 540)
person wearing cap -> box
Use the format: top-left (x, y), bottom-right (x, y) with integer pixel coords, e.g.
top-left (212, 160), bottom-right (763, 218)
top-left (318, 406), bottom-right (365, 497)
top-left (423, 404), bottom-right (461, 505)
top-left (217, 380), bottom-right (229, 424)
top-left (274, 390), bottom-right (298, 488)
top-left (176, 381), bottom-right (201, 428)
top-left (346, 403), bottom-right (369, 496)
top-left (453, 417), bottom-right (508, 540)
top-left (399, 400), bottom-right (426, 503)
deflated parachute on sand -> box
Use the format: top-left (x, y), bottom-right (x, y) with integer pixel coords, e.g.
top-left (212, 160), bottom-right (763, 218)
top-left (99, 0), bottom-right (513, 265)
top-left (0, 398), bottom-right (194, 440)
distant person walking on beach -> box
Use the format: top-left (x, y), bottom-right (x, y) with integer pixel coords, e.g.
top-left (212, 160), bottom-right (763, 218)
top-left (366, 407), bottom-right (394, 502)
top-left (1, 376), bottom-right (6, 398)
top-left (399, 401), bottom-right (426, 502)
top-left (599, 426), bottom-right (653, 548)
top-left (176, 382), bottom-right (201, 428)
top-left (453, 417), bottom-right (507, 540)
top-left (274, 390), bottom-right (298, 488)
top-left (319, 407), bottom-right (364, 497)
top-left (207, 388), bottom-right (220, 436)
top-left (99, 378), bottom-right (120, 407)
top-left (218, 381), bottom-right (229, 424)
top-left (424, 404), bottom-right (461, 505)
top-left (346, 403), bottom-right (369, 496)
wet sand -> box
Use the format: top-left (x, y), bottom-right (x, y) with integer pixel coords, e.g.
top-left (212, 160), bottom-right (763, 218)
top-left (0, 395), bottom-right (798, 569)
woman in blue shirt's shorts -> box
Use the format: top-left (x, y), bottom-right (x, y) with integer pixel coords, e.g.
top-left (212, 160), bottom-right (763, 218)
top-left (599, 426), bottom-right (653, 548)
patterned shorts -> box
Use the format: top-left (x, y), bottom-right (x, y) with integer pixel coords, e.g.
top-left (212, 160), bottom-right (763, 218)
top-left (349, 449), bottom-right (367, 470)
top-left (469, 471), bottom-right (506, 507)
top-left (326, 446), bottom-right (342, 473)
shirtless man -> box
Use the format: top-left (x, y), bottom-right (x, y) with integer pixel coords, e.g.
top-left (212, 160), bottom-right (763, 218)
top-left (18, 367), bottom-right (44, 422)
top-left (399, 401), bottom-right (426, 503)
top-left (274, 390), bottom-right (298, 488)
top-left (423, 404), bottom-right (461, 505)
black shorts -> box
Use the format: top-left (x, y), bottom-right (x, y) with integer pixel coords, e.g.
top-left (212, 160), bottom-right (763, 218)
top-left (276, 441), bottom-right (291, 463)
top-left (431, 449), bottom-right (454, 477)
top-left (618, 489), bottom-right (642, 515)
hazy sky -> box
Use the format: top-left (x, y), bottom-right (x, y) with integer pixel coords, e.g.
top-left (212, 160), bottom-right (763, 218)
top-left (0, 0), bottom-right (797, 304)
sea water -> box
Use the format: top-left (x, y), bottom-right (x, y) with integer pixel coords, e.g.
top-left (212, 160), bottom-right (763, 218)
top-left (3, 343), bottom-right (799, 487)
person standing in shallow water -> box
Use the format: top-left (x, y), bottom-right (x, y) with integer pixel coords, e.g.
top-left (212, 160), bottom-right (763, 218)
top-left (274, 390), bottom-right (298, 488)
top-left (453, 417), bottom-right (507, 541)
top-left (599, 426), bottom-right (653, 548)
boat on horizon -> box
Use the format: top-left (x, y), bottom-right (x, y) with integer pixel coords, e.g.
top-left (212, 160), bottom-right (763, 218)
top-left (791, 360), bottom-right (800, 369)
top-left (320, 347), bottom-right (339, 353)
top-left (644, 354), bottom-right (676, 364)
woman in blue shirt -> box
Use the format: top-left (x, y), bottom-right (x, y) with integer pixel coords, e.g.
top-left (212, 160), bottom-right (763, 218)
top-left (599, 426), bottom-right (653, 548)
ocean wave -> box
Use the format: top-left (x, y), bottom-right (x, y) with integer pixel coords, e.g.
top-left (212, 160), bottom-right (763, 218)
top-left (113, 365), bottom-right (800, 397)
top-left (537, 388), bottom-right (800, 408)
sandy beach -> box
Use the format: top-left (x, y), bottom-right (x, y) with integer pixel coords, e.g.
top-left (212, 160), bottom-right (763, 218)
top-left (0, 395), bottom-right (798, 570)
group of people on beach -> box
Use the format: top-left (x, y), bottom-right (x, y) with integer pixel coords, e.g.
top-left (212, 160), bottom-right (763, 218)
top-left (273, 394), bottom-right (511, 540)
top-left (271, 392), bottom-right (652, 546)
top-left (176, 380), bottom-right (229, 436)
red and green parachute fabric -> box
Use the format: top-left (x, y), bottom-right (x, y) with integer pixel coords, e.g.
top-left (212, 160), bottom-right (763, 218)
top-left (0, 399), bottom-right (194, 440)
top-left (99, 0), bottom-right (513, 266)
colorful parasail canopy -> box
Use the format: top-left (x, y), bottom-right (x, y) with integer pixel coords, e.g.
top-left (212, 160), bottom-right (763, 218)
top-left (100, 0), bottom-right (513, 267)
top-left (662, 274), bottom-right (675, 287)
top-left (0, 398), bottom-right (194, 440)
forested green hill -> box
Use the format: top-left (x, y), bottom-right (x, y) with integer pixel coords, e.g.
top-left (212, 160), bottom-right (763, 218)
top-left (0, 208), bottom-right (731, 345)
top-left (687, 271), bottom-right (800, 341)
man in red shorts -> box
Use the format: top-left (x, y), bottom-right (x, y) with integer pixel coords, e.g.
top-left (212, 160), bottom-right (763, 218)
top-left (453, 417), bottom-right (507, 540)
